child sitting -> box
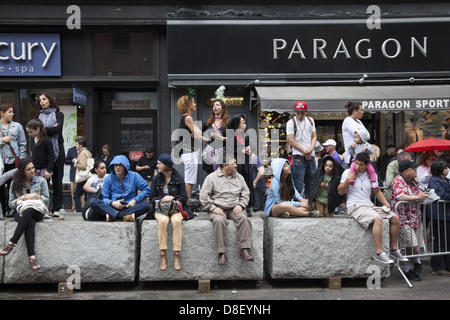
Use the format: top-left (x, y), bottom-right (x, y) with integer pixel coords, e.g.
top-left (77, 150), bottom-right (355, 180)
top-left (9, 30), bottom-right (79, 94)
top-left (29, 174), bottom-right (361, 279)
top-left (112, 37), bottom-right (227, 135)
top-left (308, 156), bottom-right (345, 217)
top-left (348, 129), bottom-right (378, 188)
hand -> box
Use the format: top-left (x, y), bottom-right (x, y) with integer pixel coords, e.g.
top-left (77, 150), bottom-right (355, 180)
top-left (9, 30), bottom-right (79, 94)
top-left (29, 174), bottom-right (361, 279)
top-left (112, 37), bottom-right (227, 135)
top-left (299, 198), bottom-right (312, 210)
top-left (20, 193), bottom-right (40, 201)
top-left (347, 172), bottom-right (357, 182)
top-left (43, 171), bottom-right (52, 179)
top-left (417, 192), bottom-right (429, 201)
top-left (2, 136), bottom-right (11, 144)
top-left (112, 199), bottom-right (126, 210)
top-left (233, 205), bottom-right (243, 215)
top-left (213, 207), bottom-right (225, 216)
top-left (126, 199), bottom-right (137, 208)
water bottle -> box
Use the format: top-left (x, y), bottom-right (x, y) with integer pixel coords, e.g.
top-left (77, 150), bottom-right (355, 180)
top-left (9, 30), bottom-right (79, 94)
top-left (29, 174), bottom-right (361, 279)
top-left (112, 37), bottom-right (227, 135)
top-left (59, 205), bottom-right (66, 221)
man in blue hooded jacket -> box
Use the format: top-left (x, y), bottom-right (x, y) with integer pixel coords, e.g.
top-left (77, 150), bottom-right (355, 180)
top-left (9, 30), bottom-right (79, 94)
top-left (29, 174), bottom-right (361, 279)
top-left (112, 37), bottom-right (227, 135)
top-left (89, 155), bottom-right (151, 221)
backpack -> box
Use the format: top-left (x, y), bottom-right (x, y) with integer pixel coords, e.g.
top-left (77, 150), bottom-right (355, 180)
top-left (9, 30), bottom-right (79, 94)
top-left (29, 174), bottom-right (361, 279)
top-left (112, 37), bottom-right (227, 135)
top-left (292, 116), bottom-right (313, 135)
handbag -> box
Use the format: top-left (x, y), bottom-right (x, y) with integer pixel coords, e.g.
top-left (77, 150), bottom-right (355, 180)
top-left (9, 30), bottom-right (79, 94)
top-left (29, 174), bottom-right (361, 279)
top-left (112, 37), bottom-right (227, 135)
top-left (156, 199), bottom-right (190, 220)
top-left (75, 157), bottom-right (94, 183)
top-left (155, 199), bottom-right (179, 216)
top-left (16, 199), bottom-right (49, 217)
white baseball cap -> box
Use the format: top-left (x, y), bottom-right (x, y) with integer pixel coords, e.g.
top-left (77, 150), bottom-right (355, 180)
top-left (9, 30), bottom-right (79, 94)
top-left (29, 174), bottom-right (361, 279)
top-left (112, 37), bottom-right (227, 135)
top-left (322, 139), bottom-right (337, 146)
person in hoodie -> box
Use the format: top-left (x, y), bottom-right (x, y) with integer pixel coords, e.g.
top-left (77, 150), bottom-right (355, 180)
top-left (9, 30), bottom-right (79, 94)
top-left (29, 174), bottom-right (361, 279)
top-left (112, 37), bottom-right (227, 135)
top-left (264, 158), bottom-right (319, 218)
top-left (89, 155), bottom-right (150, 222)
top-left (347, 128), bottom-right (377, 188)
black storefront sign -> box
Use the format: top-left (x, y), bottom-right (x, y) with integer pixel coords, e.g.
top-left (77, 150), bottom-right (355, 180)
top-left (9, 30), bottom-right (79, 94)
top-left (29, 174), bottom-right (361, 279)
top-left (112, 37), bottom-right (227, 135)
top-left (168, 19), bottom-right (450, 77)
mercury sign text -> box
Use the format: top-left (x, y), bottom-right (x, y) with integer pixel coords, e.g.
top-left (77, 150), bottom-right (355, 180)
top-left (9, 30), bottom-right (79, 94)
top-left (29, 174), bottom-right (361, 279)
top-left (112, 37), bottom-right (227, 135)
top-left (0, 33), bottom-right (61, 76)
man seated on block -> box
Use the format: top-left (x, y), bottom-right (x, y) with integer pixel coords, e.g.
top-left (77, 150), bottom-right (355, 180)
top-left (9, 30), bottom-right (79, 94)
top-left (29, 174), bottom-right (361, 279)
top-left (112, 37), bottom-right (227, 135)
top-left (338, 152), bottom-right (408, 264)
top-left (89, 155), bottom-right (151, 222)
top-left (200, 155), bottom-right (253, 265)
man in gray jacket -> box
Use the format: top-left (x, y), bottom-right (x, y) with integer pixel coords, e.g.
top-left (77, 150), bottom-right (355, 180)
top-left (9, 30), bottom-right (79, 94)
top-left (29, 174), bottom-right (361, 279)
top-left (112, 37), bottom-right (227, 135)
top-left (200, 156), bottom-right (253, 265)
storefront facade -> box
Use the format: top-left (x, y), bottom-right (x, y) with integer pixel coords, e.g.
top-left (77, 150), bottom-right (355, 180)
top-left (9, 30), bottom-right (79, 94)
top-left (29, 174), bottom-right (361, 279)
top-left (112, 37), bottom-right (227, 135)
top-left (167, 17), bottom-right (450, 175)
top-left (1, 2), bottom-right (450, 186)
top-left (0, 6), bottom-right (168, 181)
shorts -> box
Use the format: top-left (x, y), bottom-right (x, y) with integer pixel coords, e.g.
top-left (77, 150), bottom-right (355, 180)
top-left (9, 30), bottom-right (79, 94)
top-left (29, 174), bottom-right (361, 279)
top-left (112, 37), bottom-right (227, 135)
top-left (347, 205), bottom-right (395, 229)
top-left (180, 150), bottom-right (199, 185)
top-left (399, 225), bottom-right (424, 249)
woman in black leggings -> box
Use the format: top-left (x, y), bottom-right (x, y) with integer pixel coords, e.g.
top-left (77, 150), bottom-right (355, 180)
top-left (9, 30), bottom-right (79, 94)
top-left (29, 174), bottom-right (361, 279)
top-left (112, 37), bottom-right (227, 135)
top-left (0, 158), bottom-right (50, 270)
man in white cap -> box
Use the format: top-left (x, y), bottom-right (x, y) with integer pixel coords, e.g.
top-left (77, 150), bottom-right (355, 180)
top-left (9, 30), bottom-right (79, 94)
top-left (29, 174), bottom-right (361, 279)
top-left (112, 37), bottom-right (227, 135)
top-left (286, 101), bottom-right (317, 198)
top-left (322, 139), bottom-right (343, 165)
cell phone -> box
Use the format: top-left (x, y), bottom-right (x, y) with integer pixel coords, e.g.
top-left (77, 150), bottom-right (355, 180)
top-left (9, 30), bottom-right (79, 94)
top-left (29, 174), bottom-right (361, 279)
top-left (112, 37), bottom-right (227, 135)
top-left (119, 200), bottom-right (127, 205)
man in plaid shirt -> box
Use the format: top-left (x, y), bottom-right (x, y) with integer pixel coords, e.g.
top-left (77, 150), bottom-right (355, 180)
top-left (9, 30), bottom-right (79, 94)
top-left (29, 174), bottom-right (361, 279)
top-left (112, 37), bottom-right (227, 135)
top-left (391, 160), bottom-right (429, 281)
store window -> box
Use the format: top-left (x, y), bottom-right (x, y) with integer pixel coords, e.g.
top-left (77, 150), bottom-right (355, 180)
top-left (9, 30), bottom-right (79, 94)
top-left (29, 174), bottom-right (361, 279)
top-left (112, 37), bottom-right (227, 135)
top-left (0, 91), bottom-right (14, 105)
top-left (93, 32), bottom-right (154, 77)
top-left (405, 110), bottom-right (449, 139)
top-left (99, 90), bottom-right (158, 159)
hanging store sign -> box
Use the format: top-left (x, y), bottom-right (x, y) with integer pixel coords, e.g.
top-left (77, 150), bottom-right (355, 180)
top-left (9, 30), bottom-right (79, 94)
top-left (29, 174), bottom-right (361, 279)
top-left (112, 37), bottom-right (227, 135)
top-left (168, 19), bottom-right (450, 77)
top-left (0, 33), bottom-right (61, 76)
top-left (363, 98), bottom-right (450, 111)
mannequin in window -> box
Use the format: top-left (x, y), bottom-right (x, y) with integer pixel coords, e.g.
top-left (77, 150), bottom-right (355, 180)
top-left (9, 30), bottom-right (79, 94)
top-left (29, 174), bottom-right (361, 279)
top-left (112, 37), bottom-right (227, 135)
top-left (405, 117), bottom-right (423, 148)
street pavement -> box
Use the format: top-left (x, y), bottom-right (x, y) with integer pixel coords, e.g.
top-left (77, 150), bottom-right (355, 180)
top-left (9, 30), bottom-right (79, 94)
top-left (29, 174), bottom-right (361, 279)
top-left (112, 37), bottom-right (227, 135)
top-left (0, 260), bottom-right (448, 301)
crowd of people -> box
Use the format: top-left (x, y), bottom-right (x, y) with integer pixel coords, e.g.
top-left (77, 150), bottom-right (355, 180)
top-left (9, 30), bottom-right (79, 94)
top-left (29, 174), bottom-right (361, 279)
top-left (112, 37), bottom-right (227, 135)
top-left (0, 91), bottom-right (448, 280)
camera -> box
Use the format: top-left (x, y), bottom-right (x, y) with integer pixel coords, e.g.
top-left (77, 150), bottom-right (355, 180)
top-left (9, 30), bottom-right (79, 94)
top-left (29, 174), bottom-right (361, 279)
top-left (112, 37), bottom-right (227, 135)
top-left (119, 200), bottom-right (127, 205)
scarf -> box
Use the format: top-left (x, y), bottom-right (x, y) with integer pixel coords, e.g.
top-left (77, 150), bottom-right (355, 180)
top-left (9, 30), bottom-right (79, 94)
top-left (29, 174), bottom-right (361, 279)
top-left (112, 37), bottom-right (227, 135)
top-left (38, 107), bottom-right (59, 161)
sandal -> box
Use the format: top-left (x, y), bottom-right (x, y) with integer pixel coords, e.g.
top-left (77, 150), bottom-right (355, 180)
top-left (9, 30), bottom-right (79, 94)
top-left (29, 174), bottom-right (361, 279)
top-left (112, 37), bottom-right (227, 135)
top-left (29, 257), bottom-right (41, 271)
top-left (0, 242), bottom-right (15, 256)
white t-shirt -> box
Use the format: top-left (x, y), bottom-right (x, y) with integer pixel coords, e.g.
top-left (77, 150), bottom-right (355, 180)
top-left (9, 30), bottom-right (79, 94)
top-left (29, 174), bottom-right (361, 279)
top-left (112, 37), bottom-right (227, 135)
top-left (86, 174), bottom-right (109, 192)
top-left (342, 117), bottom-right (370, 163)
top-left (286, 116), bottom-right (316, 156)
top-left (340, 169), bottom-right (378, 207)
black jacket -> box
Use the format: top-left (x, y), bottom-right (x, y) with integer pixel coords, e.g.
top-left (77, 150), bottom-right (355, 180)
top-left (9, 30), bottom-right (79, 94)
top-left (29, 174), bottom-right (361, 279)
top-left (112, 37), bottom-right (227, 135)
top-left (308, 155), bottom-right (345, 215)
top-left (148, 168), bottom-right (194, 219)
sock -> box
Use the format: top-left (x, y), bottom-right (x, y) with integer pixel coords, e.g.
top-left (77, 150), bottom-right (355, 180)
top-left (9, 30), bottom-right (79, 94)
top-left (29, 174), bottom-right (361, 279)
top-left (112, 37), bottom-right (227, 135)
top-left (404, 262), bottom-right (412, 272)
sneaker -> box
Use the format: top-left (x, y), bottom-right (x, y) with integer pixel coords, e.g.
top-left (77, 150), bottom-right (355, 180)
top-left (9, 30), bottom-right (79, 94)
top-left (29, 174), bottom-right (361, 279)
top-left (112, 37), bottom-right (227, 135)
top-left (308, 210), bottom-right (319, 217)
top-left (123, 213), bottom-right (135, 222)
top-left (52, 211), bottom-right (60, 218)
top-left (106, 214), bottom-right (115, 222)
top-left (280, 212), bottom-right (290, 218)
top-left (390, 249), bottom-right (409, 262)
top-left (374, 252), bottom-right (394, 264)
top-left (44, 213), bottom-right (52, 219)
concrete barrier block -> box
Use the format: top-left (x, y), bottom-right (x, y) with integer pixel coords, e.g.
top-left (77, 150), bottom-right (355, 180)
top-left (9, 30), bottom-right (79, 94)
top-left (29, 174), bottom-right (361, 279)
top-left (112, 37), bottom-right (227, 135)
top-left (263, 215), bottom-right (391, 279)
top-left (3, 213), bottom-right (138, 284)
top-left (0, 221), bottom-right (5, 283)
top-left (139, 214), bottom-right (264, 281)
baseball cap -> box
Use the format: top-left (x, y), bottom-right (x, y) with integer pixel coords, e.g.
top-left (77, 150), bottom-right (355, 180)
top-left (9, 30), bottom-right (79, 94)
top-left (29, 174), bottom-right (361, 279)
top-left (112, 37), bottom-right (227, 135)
top-left (294, 101), bottom-right (307, 112)
top-left (322, 139), bottom-right (337, 147)
top-left (398, 160), bottom-right (419, 172)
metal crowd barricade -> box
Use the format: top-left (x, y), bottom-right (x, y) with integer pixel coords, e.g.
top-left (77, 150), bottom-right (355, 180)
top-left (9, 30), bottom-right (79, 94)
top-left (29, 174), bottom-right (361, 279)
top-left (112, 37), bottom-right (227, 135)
top-left (393, 199), bottom-right (450, 288)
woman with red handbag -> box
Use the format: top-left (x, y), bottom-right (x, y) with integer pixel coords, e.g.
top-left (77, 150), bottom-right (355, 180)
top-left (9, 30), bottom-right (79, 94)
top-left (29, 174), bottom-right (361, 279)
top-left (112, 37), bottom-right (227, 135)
top-left (0, 103), bottom-right (27, 218)
top-left (149, 153), bottom-right (192, 271)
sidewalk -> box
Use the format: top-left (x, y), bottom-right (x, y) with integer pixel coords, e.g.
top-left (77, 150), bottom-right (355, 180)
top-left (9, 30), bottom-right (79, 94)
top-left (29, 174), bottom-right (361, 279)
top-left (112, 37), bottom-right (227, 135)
top-left (0, 260), bottom-right (448, 301)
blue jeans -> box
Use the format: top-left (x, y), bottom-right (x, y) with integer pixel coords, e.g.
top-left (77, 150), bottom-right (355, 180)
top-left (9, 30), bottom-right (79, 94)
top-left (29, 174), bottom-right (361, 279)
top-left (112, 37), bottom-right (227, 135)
top-left (291, 155), bottom-right (316, 199)
top-left (89, 198), bottom-right (150, 219)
